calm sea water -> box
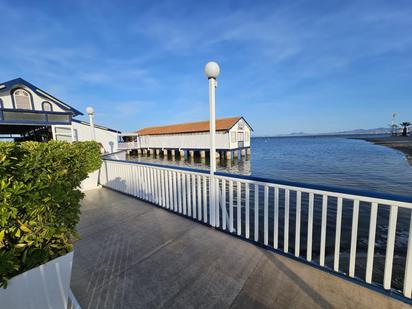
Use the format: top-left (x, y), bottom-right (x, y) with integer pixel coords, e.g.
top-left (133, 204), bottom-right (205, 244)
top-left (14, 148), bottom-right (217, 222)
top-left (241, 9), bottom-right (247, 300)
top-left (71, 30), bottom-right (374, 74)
top-left (129, 136), bottom-right (412, 196)
top-left (128, 136), bottom-right (412, 290)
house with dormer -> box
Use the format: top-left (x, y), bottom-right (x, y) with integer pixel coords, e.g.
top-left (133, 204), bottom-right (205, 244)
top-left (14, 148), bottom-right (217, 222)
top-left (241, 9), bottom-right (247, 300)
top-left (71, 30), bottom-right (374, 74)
top-left (0, 78), bottom-right (119, 152)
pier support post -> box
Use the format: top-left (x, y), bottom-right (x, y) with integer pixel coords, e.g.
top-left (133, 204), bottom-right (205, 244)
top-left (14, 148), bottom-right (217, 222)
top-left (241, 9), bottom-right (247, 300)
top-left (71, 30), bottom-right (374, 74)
top-left (179, 150), bottom-right (185, 158)
top-left (163, 149), bottom-right (168, 157)
top-left (171, 149), bottom-right (175, 157)
top-left (241, 149), bottom-right (246, 157)
top-left (143, 149), bottom-right (147, 155)
top-left (155, 149), bottom-right (160, 156)
top-left (247, 148), bottom-right (251, 156)
top-left (200, 150), bottom-right (206, 158)
top-left (226, 151), bottom-right (231, 160)
top-left (233, 150), bottom-right (238, 159)
top-left (189, 150), bottom-right (194, 158)
top-left (149, 149), bottom-right (154, 156)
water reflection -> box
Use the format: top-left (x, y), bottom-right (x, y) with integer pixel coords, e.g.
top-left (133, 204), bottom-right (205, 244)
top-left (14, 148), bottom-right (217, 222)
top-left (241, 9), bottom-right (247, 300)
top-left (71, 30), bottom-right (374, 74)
top-left (127, 152), bottom-right (252, 176)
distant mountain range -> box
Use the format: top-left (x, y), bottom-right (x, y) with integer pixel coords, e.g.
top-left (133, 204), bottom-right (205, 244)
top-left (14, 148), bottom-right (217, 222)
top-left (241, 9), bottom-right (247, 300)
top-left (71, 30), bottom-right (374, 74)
top-left (274, 127), bottom-right (391, 137)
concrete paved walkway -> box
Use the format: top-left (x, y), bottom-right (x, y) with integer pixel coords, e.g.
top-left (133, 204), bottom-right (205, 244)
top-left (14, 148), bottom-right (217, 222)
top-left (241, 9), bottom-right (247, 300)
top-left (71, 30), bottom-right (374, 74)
top-left (71, 188), bottom-right (410, 309)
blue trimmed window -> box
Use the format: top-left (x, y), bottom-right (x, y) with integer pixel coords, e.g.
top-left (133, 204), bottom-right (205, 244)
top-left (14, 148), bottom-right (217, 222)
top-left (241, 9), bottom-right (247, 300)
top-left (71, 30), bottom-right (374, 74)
top-left (42, 101), bottom-right (53, 112)
top-left (231, 131), bottom-right (236, 143)
top-left (13, 89), bottom-right (32, 110)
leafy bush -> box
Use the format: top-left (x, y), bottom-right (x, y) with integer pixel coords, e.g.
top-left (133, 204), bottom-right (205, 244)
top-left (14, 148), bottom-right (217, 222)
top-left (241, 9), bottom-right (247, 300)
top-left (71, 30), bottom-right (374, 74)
top-left (0, 141), bottom-right (102, 287)
top-left (73, 141), bottom-right (103, 173)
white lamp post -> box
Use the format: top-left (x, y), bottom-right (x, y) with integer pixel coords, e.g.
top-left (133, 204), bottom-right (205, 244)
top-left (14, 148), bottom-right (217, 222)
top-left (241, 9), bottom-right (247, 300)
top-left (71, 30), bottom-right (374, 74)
top-left (86, 106), bottom-right (96, 141)
top-left (205, 61), bottom-right (220, 227)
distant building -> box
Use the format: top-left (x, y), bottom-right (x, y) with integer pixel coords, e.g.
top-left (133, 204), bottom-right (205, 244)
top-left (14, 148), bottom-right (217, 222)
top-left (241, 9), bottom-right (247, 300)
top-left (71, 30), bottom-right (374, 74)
top-left (0, 78), bottom-right (119, 152)
top-left (119, 117), bottom-right (253, 159)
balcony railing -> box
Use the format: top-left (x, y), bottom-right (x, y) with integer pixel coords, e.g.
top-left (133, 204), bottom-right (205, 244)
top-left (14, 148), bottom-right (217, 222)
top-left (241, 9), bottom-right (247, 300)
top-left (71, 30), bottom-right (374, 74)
top-left (99, 157), bottom-right (412, 302)
top-left (117, 141), bottom-right (140, 150)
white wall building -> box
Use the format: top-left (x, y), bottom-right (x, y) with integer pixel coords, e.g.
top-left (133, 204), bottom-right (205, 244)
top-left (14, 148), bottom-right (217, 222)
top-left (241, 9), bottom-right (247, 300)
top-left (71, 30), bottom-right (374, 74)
top-left (0, 78), bottom-right (119, 153)
top-left (53, 120), bottom-right (119, 153)
top-left (120, 117), bottom-right (253, 159)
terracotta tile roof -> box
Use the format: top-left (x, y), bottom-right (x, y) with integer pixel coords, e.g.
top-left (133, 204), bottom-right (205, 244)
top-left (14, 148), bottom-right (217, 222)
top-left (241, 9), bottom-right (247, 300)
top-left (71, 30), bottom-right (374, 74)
top-left (137, 116), bottom-right (242, 136)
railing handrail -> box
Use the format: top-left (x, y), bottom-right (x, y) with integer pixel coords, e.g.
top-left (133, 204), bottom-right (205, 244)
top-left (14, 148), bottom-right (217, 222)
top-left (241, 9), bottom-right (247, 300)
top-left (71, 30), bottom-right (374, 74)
top-left (102, 157), bottom-right (412, 206)
top-left (103, 157), bottom-right (211, 175)
top-left (215, 172), bottom-right (412, 207)
top-left (101, 150), bottom-right (128, 158)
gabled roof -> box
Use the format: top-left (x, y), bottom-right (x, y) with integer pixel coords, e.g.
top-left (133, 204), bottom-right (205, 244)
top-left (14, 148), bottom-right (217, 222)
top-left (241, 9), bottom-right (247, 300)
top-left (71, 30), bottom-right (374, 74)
top-left (0, 78), bottom-right (83, 116)
top-left (137, 116), bottom-right (253, 136)
top-left (72, 119), bottom-right (121, 133)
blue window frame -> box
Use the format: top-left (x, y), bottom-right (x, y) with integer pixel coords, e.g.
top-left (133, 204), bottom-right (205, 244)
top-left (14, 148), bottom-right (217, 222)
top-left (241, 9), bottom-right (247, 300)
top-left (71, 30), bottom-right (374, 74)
top-left (11, 88), bottom-right (35, 110)
top-left (42, 101), bottom-right (53, 112)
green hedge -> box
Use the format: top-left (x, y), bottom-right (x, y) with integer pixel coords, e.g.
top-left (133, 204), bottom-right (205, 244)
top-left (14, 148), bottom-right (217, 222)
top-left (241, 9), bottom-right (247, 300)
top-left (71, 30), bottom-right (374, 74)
top-left (0, 141), bottom-right (102, 287)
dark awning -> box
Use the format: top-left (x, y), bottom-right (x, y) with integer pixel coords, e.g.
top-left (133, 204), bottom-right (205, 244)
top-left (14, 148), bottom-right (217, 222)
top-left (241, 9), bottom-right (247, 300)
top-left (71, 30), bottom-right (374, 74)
top-left (0, 124), bottom-right (48, 135)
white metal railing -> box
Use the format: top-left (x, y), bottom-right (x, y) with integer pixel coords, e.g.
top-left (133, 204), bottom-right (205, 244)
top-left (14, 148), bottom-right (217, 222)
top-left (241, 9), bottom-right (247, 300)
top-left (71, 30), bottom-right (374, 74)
top-left (99, 158), bottom-right (412, 300)
top-left (117, 141), bottom-right (140, 150)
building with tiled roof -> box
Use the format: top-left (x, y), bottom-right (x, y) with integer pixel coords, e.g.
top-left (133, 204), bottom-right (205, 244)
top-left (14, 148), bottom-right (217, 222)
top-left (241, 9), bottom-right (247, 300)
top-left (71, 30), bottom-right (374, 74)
top-left (137, 117), bottom-right (246, 136)
top-left (119, 116), bottom-right (253, 159)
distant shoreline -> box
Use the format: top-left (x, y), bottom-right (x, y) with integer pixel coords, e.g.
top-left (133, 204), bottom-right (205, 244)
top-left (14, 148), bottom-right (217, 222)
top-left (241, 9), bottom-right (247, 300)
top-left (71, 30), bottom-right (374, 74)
top-left (253, 134), bottom-right (390, 139)
top-left (354, 136), bottom-right (412, 165)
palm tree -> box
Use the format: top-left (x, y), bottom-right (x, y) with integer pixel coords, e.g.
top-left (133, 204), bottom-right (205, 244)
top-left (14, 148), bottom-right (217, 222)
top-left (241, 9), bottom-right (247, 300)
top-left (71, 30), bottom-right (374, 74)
top-left (400, 121), bottom-right (411, 136)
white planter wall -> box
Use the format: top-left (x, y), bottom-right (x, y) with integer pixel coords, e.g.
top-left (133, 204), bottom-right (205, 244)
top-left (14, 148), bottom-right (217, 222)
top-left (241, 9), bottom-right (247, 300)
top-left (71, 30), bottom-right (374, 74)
top-left (81, 151), bottom-right (127, 191)
top-left (0, 251), bottom-right (73, 309)
top-left (80, 169), bottom-right (100, 191)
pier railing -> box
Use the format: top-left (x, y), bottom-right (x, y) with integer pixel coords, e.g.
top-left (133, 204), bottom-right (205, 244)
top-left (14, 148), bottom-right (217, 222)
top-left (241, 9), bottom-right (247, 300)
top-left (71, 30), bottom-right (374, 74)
top-left (117, 141), bottom-right (140, 150)
top-left (99, 157), bottom-right (412, 301)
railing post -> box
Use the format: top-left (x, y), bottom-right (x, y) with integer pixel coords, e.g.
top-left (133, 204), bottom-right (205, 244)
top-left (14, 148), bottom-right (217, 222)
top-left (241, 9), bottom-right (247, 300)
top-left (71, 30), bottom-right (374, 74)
top-left (384, 205), bottom-right (398, 290)
top-left (365, 202), bottom-right (378, 283)
top-left (404, 211), bottom-right (412, 298)
top-left (334, 197), bottom-right (343, 272)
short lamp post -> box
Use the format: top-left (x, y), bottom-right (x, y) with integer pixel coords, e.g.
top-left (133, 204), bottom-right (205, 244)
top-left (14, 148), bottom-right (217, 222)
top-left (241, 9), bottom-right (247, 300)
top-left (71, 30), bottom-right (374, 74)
top-left (205, 61), bottom-right (220, 227)
top-left (86, 106), bottom-right (96, 141)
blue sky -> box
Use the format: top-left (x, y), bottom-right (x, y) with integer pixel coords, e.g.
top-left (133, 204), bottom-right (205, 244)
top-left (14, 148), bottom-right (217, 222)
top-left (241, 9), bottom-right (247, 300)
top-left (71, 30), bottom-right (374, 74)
top-left (1, 0), bottom-right (411, 135)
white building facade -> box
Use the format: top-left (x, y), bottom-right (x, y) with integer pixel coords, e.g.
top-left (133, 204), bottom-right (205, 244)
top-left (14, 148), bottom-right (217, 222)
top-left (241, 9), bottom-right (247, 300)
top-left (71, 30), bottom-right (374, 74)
top-left (53, 120), bottom-right (119, 153)
top-left (0, 78), bottom-right (119, 153)
top-left (120, 117), bottom-right (252, 159)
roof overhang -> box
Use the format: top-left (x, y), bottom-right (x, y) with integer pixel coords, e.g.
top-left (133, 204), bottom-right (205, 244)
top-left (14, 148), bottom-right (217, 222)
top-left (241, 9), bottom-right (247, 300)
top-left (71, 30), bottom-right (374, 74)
top-left (0, 78), bottom-right (83, 116)
top-left (0, 108), bottom-right (72, 127)
top-left (0, 124), bottom-right (49, 135)
top-left (72, 119), bottom-right (121, 133)
top-left (137, 116), bottom-right (252, 136)
top-left (227, 116), bottom-right (254, 132)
